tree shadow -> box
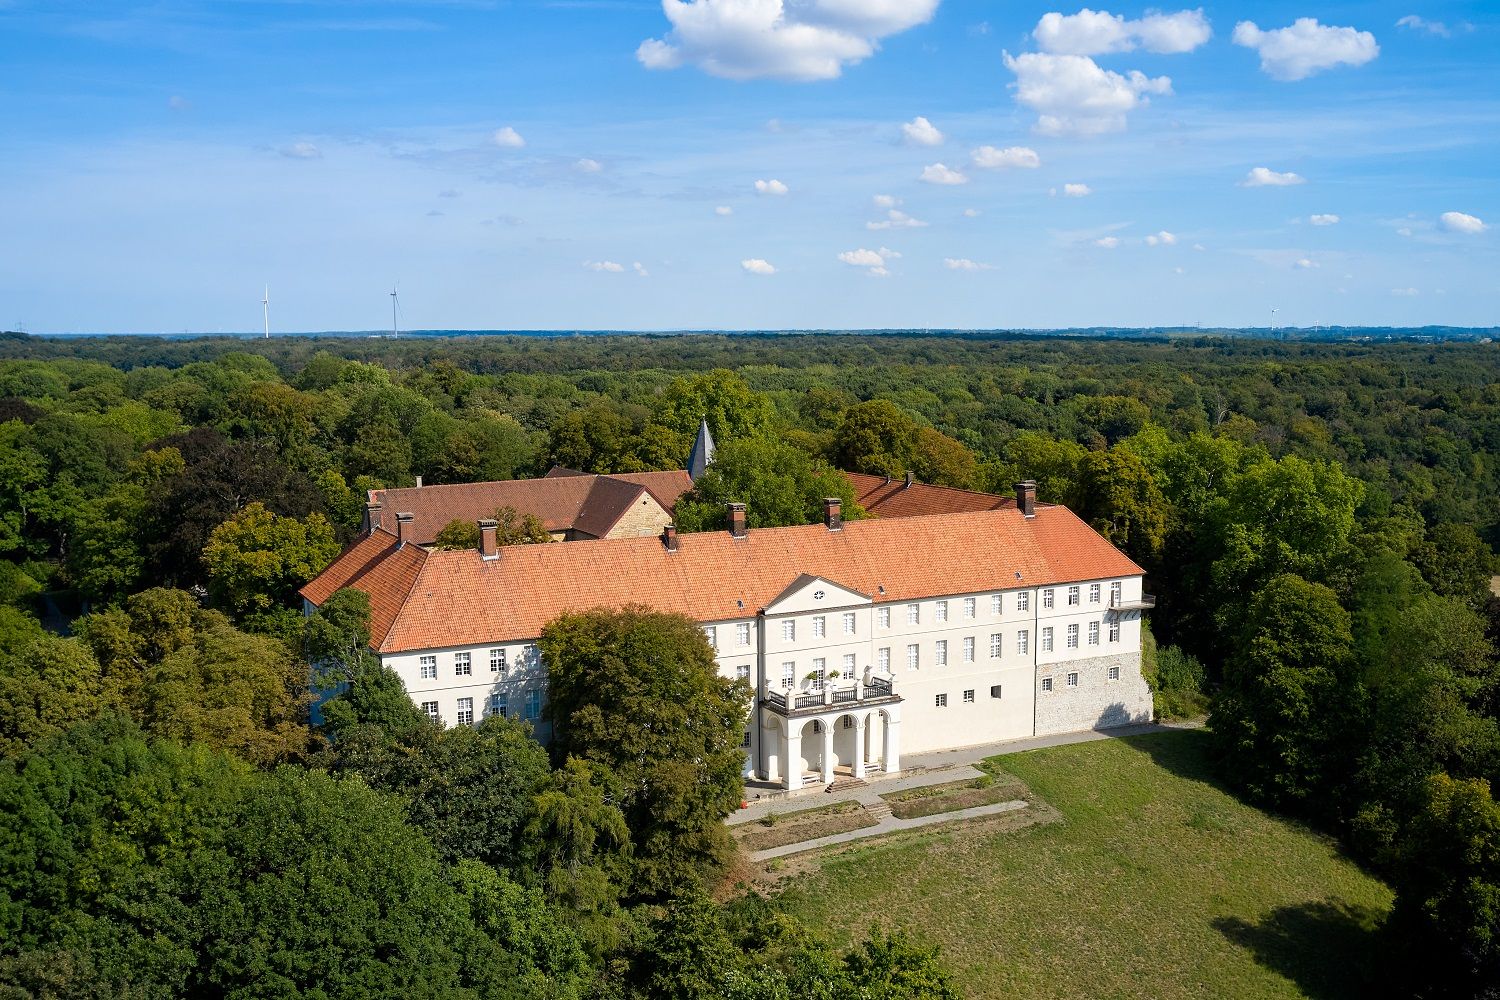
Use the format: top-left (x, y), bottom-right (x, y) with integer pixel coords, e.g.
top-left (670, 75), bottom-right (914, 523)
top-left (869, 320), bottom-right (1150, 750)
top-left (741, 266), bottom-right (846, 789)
top-left (1213, 900), bottom-right (1386, 999)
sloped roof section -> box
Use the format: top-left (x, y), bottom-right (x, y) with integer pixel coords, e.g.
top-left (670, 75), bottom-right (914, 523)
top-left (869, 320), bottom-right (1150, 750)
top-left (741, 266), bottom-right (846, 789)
top-left (304, 504), bottom-right (1144, 654)
top-left (846, 472), bottom-right (1026, 519)
top-left (370, 476), bottom-right (649, 543)
top-left (607, 470), bottom-right (694, 511)
top-left (300, 528), bottom-right (428, 651)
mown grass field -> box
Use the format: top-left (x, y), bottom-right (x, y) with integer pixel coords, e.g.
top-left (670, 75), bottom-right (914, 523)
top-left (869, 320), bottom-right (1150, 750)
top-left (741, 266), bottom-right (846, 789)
top-left (773, 731), bottom-right (1392, 1000)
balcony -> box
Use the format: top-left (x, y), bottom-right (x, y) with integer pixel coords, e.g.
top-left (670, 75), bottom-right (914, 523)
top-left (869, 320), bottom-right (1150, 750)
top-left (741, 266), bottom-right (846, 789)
top-left (761, 674), bottom-right (900, 717)
top-left (1109, 593), bottom-right (1156, 612)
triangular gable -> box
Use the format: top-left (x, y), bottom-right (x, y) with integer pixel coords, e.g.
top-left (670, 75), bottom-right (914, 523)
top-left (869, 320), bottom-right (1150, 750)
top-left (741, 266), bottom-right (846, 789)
top-left (763, 573), bottom-right (871, 615)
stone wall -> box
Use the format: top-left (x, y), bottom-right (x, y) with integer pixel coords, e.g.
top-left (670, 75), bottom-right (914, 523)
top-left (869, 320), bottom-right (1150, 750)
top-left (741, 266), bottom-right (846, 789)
top-left (604, 494), bottom-right (672, 539)
top-left (1034, 650), bottom-right (1153, 737)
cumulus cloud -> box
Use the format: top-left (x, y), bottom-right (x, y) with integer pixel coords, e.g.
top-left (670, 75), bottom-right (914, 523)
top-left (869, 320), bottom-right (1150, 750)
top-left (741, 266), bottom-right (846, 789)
top-left (1059, 183), bottom-right (1092, 197)
top-left (1440, 211), bottom-right (1486, 234)
top-left (1145, 230), bottom-right (1177, 246)
top-left (901, 116), bottom-right (945, 146)
top-left (920, 163), bottom-right (968, 185)
top-left (280, 141), bottom-right (321, 159)
top-left (1033, 7), bottom-right (1211, 55)
top-left (970, 145), bottom-right (1041, 169)
top-left (837, 246), bottom-right (900, 276)
top-left (575, 157), bottom-right (603, 173)
top-left (637, 0), bottom-right (939, 82)
top-left (1309, 213), bottom-right (1339, 225)
top-left (754, 178), bottom-right (789, 195)
top-left (633, 261), bottom-right (650, 277)
top-left (1294, 257), bottom-right (1318, 269)
top-left (1396, 15), bottom-right (1452, 38)
top-left (1242, 166), bottom-right (1306, 187)
top-left (715, 205), bottom-right (734, 216)
top-left (1094, 236), bottom-right (1120, 248)
top-left (873, 193), bottom-right (899, 209)
top-left (867, 209), bottom-right (928, 230)
top-left (584, 260), bottom-right (625, 272)
top-left (1003, 51), bottom-right (1171, 135)
top-left (492, 126), bottom-right (525, 148)
top-left (943, 257), bottom-right (994, 271)
top-left (741, 258), bottom-right (776, 275)
top-left (963, 207), bottom-right (981, 217)
top-left (1232, 19), bottom-right (1378, 81)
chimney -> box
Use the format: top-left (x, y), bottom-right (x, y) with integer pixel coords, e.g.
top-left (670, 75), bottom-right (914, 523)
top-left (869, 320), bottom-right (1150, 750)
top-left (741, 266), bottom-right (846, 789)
top-left (1015, 481), bottom-right (1037, 519)
top-left (363, 500), bottom-right (382, 535)
top-left (396, 512), bottom-right (415, 546)
top-left (727, 502), bottom-right (747, 539)
top-left (663, 523), bottom-right (679, 552)
top-left (478, 518), bottom-right (498, 559)
top-left (903, 470), bottom-right (915, 489)
top-left (823, 497), bottom-right (843, 531)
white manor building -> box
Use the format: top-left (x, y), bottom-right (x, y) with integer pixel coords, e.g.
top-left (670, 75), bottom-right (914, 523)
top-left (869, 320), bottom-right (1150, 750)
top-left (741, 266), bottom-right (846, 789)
top-left (301, 477), bottom-right (1155, 790)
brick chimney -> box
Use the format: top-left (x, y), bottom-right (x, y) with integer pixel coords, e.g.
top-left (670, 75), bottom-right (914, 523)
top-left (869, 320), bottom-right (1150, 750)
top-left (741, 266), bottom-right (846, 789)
top-left (1015, 481), bottom-right (1037, 519)
top-left (396, 512), bottom-right (415, 546)
top-left (478, 518), bottom-right (498, 560)
top-left (663, 523), bottom-right (679, 553)
top-left (363, 500), bottom-right (382, 535)
top-left (903, 470), bottom-right (915, 489)
top-left (727, 502), bottom-right (747, 539)
top-left (823, 497), bottom-right (843, 531)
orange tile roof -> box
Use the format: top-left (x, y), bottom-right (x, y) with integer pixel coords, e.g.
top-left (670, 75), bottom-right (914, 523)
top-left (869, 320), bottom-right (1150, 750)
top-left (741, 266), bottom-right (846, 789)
top-left (300, 528), bottom-right (428, 650)
top-left (301, 505), bottom-right (1144, 654)
top-left (846, 472), bottom-right (1032, 519)
top-left (602, 470), bottom-right (694, 510)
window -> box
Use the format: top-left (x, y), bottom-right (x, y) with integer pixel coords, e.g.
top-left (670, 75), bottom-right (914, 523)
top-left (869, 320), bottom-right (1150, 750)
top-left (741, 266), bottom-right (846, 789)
top-left (1066, 672), bottom-right (1079, 688)
top-left (742, 730), bottom-right (752, 748)
top-left (991, 594), bottom-right (1003, 615)
top-left (704, 625), bottom-right (718, 650)
top-left (1109, 620), bottom-right (1121, 643)
top-left (907, 604), bottom-right (920, 625)
top-left (735, 664), bottom-right (751, 683)
top-left (935, 693), bottom-right (948, 708)
top-left (935, 640), bottom-right (948, 666)
top-left (1041, 677), bottom-right (1053, 692)
top-left (812, 616), bottom-right (827, 638)
top-left (842, 612), bottom-right (857, 635)
top-left (1043, 589), bottom-right (1055, 609)
top-left (991, 684), bottom-right (1003, 699)
top-left (811, 658), bottom-right (826, 691)
top-left (990, 633), bottom-right (1002, 658)
top-left (1111, 581), bottom-right (1121, 606)
top-left (935, 600), bottom-right (949, 623)
top-left (812, 720), bottom-right (825, 734)
top-left (878, 607), bottom-right (891, 629)
top-left (1108, 665), bottom-right (1121, 681)
top-left (907, 644), bottom-right (920, 671)
top-left (524, 688), bottom-right (542, 721)
top-left (782, 620), bottom-right (796, 642)
top-left (490, 648), bottom-right (507, 674)
top-left (842, 715), bottom-right (855, 730)
top-left (877, 647), bottom-right (890, 671)
top-left (1067, 586), bottom-right (1080, 606)
top-left (419, 655), bottom-right (437, 680)
top-left (488, 694), bottom-right (506, 719)
top-left (1089, 583), bottom-right (1101, 604)
top-left (1017, 592), bottom-right (1030, 612)
top-left (421, 700), bottom-right (440, 720)
top-left (963, 597), bottom-right (976, 619)
top-left (736, 622), bottom-right (751, 646)
top-left (1018, 629), bottom-right (1030, 655)
top-left (1067, 624), bottom-right (1080, 649)
top-left (841, 653), bottom-right (856, 679)
top-left (963, 689), bottom-right (975, 704)
top-left (1088, 621), bottom-right (1100, 646)
top-left (456, 697), bottom-right (474, 726)
top-left (1041, 627), bottom-right (1054, 652)
top-left (454, 651), bottom-right (472, 676)
top-left (963, 637), bottom-right (976, 663)
top-left (781, 661), bottom-right (795, 687)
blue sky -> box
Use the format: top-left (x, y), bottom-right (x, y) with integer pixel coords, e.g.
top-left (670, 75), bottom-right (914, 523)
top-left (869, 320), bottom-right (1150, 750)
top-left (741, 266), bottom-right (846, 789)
top-left (1, 0), bottom-right (1495, 333)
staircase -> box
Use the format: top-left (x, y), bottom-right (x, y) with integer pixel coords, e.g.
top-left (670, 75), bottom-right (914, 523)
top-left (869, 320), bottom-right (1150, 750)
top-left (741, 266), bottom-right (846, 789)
top-left (825, 775), bottom-right (868, 794)
top-left (862, 799), bottom-right (894, 822)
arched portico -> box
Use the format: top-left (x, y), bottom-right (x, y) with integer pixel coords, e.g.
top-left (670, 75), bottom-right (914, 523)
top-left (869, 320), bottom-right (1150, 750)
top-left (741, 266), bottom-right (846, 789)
top-left (767, 702), bottom-right (902, 791)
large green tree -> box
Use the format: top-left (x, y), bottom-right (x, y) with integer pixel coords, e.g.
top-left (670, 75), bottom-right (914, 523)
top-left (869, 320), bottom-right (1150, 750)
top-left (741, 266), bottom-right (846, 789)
top-left (673, 437), bottom-right (862, 533)
top-left (202, 501), bottom-right (341, 618)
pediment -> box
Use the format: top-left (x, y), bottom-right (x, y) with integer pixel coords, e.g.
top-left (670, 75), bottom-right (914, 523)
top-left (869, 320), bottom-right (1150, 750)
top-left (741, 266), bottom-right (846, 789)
top-left (764, 573), bottom-right (871, 615)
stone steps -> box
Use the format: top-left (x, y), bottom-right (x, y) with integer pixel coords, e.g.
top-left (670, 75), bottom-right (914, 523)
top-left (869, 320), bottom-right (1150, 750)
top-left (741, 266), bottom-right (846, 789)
top-left (825, 776), bottom-right (868, 794)
top-left (862, 800), bottom-right (894, 822)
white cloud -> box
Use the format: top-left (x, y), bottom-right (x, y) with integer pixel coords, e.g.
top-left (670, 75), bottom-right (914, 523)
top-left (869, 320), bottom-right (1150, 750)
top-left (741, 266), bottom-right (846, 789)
top-left (1033, 8), bottom-right (1211, 55)
top-left (1242, 166), bottom-right (1306, 187)
top-left (1145, 230), bottom-right (1177, 246)
top-left (867, 209), bottom-right (928, 230)
top-left (1396, 15), bottom-right (1450, 38)
top-left (1440, 211), bottom-right (1486, 234)
top-left (637, 0), bottom-right (939, 82)
top-left (1003, 51), bottom-right (1171, 135)
top-left (1061, 183), bottom-right (1092, 197)
top-left (741, 258), bottom-right (776, 275)
top-left (575, 157), bottom-right (603, 173)
top-left (1396, 227), bottom-right (1414, 238)
top-left (280, 141), bottom-right (321, 159)
top-left (633, 261), bottom-right (649, 277)
top-left (970, 145), bottom-right (1041, 169)
top-left (1294, 257), bottom-right (1317, 269)
top-left (754, 178), bottom-right (789, 195)
top-left (920, 163), bottom-right (968, 185)
top-left (492, 126), bottom-right (525, 148)
top-left (1309, 213), bottom-right (1339, 225)
top-left (1094, 236), bottom-right (1120, 248)
top-left (1193, 243), bottom-right (1206, 251)
top-left (838, 246), bottom-right (900, 276)
top-left (901, 116), bottom-right (945, 146)
top-left (873, 193), bottom-right (899, 209)
top-left (1232, 19), bottom-right (1378, 81)
top-left (963, 207), bottom-right (981, 217)
top-left (1391, 287), bottom-right (1419, 296)
top-left (715, 205), bottom-right (734, 216)
top-left (943, 257), bottom-right (994, 271)
top-left (584, 260), bottom-right (625, 272)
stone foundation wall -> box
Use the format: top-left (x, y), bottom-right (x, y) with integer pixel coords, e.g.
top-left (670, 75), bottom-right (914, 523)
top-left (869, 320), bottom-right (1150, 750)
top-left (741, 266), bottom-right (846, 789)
top-left (1035, 650), bottom-right (1153, 737)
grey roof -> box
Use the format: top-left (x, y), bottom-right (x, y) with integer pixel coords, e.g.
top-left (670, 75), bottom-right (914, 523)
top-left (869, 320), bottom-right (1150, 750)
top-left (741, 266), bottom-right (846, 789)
top-left (688, 418), bottom-right (716, 482)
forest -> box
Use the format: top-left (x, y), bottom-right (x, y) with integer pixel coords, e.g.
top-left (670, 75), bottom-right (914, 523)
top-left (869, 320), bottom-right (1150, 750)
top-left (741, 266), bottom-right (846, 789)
top-left (1, 329), bottom-right (1498, 997)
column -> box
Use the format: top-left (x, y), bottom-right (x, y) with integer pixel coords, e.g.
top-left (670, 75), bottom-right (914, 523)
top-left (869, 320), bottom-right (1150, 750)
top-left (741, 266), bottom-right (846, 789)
top-left (852, 714), bottom-right (867, 779)
top-left (820, 720), bottom-right (835, 785)
top-left (785, 729), bottom-right (802, 791)
top-left (882, 714), bottom-right (901, 776)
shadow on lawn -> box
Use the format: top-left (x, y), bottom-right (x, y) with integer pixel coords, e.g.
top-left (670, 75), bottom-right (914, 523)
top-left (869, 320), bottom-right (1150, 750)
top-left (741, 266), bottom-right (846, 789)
top-left (1213, 900), bottom-right (1385, 999)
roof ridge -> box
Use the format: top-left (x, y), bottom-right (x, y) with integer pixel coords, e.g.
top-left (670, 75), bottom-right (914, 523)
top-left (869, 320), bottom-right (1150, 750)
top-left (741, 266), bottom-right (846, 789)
top-left (377, 542), bottom-right (432, 653)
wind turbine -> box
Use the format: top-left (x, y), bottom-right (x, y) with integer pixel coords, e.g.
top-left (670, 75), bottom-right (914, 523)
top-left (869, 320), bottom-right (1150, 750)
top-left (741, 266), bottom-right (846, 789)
top-left (390, 282), bottom-right (400, 338)
top-left (262, 286), bottom-right (270, 339)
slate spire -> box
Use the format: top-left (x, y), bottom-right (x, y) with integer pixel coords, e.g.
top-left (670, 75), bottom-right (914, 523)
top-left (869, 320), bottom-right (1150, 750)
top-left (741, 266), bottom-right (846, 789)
top-left (688, 417), bottom-right (716, 482)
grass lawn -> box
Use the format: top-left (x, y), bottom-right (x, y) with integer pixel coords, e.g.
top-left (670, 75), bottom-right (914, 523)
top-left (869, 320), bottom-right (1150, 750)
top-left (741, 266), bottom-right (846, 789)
top-left (771, 730), bottom-right (1391, 1000)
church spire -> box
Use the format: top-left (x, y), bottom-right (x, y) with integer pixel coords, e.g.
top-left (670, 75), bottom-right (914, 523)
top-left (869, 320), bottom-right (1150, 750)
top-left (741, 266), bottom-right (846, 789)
top-left (688, 417), bottom-right (716, 482)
